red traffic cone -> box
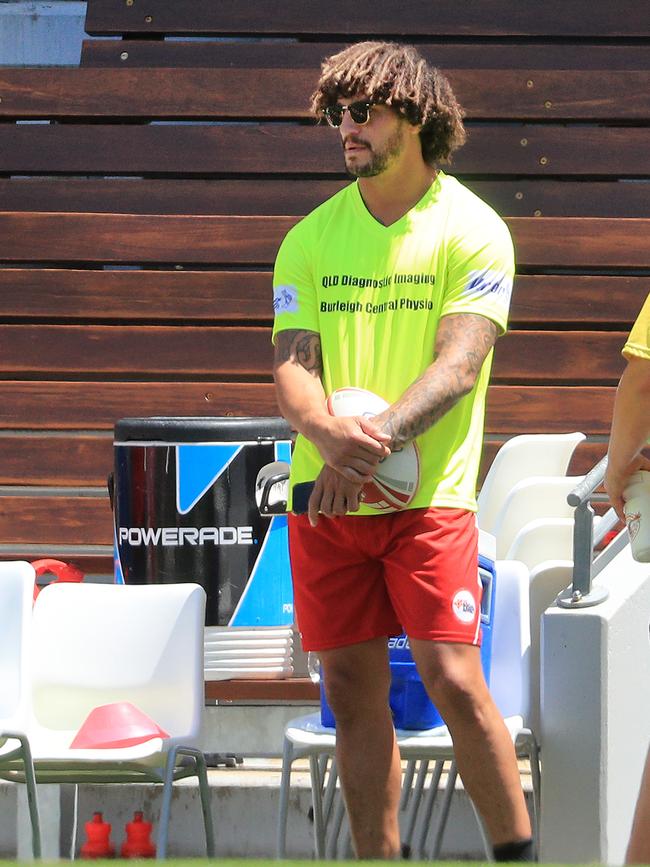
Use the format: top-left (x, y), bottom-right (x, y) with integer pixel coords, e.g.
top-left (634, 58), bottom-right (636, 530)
top-left (80, 812), bottom-right (115, 859)
top-left (121, 811), bottom-right (156, 859)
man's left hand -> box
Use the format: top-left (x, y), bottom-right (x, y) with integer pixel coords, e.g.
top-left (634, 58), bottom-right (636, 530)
top-left (308, 465), bottom-right (364, 527)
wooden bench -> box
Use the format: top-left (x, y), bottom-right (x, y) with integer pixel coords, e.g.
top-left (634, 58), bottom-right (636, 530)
top-left (1, 1), bottom-right (648, 587)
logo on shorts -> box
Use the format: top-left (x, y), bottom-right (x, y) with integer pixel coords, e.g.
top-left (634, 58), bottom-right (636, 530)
top-left (627, 512), bottom-right (641, 542)
top-left (452, 589), bottom-right (477, 624)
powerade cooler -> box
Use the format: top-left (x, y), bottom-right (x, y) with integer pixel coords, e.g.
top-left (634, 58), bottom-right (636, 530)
top-left (112, 417), bottom-right (294, 631)
top-left (320, 529), bottom-right (497, 730)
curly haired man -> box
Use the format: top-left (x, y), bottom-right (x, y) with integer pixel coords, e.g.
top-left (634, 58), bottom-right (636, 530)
top-left (272, 42), bottom-right (533, 860)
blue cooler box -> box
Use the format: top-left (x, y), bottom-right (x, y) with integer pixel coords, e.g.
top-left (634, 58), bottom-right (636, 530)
top-left (320, 531), bottom-right (496, 729)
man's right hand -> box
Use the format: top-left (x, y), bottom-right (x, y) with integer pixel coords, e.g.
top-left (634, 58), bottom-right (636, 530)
top-left (307, 415), bottom-right (391, 483)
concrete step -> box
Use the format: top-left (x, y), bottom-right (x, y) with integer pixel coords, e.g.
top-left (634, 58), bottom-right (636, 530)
top-left (2, 756), bottom-right (535, 860)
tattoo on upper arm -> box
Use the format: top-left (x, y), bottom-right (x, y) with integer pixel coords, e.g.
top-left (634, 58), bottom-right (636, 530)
top-left (375, 313), bottom-right (499, 448)
top-left (274, 329), bottom-right (323, 377)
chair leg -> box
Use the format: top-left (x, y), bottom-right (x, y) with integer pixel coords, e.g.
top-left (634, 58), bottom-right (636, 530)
top-left (17, 734), bottom-right (42, 860)
top-left (309, 754), bottom-right (327, 858)
top-left (326, 788), bottom-right (346, 860)
top-left (527, 739), bottom-right (542, 858)
top-left (468, 796), bottom-right (494, 861)
top-left (402, 759), bottom-right (429, 856)
top-left (322, 757), bottom-right (339, 830)
top-left (157, 747), bottom-right (178, 859)
top-left (276, 736), bottom-right (295, 859)
top-left (400, 759), bottom-right (416, 811)
top-left (429, 760), bottom-right (457, 860)
top-left (178, 746), bottom-right (216, 858)
top-left (414, 760), bottom-right (444, 860)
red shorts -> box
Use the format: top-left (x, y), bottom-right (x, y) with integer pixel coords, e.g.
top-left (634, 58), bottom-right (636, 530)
top-left (288, 507), bottom-right (481, 652)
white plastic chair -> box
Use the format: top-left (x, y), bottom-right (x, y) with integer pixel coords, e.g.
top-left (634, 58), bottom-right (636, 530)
top-left (492, 475), bottom-right (584, 559)
top-left (0, 561), bottom-right (41, 859)
top-left (277, 561), bottom-right (539, 860)
top-left (0, 582), bottom-right (215, 859)
top-left (505, 517), bottom-right (576, 571)
top-left (478, 433), bottom-right (585, 535)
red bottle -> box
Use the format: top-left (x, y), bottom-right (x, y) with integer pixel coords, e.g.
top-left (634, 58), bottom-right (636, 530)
top-left (80, 812), bottom-right (115, 859)
top-left (121, 811), bottom-right (156, 858)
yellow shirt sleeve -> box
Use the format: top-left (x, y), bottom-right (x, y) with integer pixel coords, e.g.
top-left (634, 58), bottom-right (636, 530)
top-left (623, 293), bottom-right (650, 361)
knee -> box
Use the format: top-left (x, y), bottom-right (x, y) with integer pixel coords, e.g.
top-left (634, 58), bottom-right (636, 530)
top-left (420, 658), bottom-right (491, 725)
top-left (322, 660), bottom-right (391, 724)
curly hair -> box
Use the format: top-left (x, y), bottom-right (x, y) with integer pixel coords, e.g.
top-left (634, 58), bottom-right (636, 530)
top-left (310, 41), bottom-right (466, 165)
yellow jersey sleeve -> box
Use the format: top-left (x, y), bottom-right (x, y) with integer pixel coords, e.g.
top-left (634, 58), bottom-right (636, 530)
top-left (623, 293), bottom-right (650, 361)
top-left (271, 224), bottom-right (319, 341)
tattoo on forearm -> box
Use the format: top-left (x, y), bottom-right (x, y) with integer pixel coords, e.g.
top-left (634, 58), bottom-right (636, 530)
top-left (275, 329), bottom-right (323, 377)
top-left (376, 314), bottom-right (498, 449)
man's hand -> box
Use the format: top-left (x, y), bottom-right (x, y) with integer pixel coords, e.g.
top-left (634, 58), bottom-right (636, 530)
top-left (308, 415), bottom-right (391, 483)
top-left (308, 465), bottom-right (364, 527)
top-left (604, 453), bottom-right (650, 521)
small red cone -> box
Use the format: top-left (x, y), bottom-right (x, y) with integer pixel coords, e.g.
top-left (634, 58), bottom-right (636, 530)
top-left (121, 811), bottom-right (156, 859)
top-left (80, 812), bottom-right (115, 859)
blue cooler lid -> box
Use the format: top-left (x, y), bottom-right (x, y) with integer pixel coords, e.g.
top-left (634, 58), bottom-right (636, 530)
top-left (114, 416), bottom-right (292, 443)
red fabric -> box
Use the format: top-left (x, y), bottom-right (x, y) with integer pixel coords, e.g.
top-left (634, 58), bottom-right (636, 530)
top-left (288, 507), bottom-right (481, 651)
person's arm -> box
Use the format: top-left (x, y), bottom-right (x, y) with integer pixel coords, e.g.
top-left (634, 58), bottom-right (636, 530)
top-left (273, 328), bottom-right (390, 484)
top-left (371, 312), bottom-right (498, 449)
top-left (604, 355), bottom-right (650, 519)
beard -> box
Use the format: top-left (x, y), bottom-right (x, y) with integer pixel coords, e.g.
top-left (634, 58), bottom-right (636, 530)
top-left (344, 124), bottom-right (406, 178)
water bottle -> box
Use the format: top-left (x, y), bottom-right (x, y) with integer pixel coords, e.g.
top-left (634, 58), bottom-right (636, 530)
top-left (307, 651), bottom-right (321, 683)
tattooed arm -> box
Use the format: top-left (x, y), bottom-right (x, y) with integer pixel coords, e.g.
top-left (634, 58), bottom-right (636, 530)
top-left (372, 313), bottom-right (499, 449)
top-left (273, 329), bottom-right (390, 484)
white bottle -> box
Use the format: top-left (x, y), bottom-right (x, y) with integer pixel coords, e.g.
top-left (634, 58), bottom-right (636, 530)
top-left (623, 470), bottom-right (650, 562)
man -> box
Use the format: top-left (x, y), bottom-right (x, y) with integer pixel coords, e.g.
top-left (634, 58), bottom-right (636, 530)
top-left (604, 292), bottom-right (650, 865)
top-left (272, 41), bottom-right (533, 860)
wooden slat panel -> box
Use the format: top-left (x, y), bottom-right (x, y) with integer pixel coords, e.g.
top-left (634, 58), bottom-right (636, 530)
top-left (485, 386), bottom-right (615, 435)
top-left (0, 553), bottom-right (114, 577)
top-left (1, 214), bottom-right (649, 268)
top-left (0, 496), bottom-right (111, 545)
top-left (0, 69), bottom-right (649, 121)
top-left (510, 276), bottom-right (649, 326)
top-left (0, 269), bottom-right (646, 326)
top-left (83, 0), bottom-right (650, 38)
top-left (0, 435), bottom-right (112, 485)
top-left (0, 382), bottom-right (280, 428)
top-left (0, 326), bottom-right (626, 382)
top-left (1, 178), bottom-right (648, 220)
top-left (493, 332), bottom-right (626, 385)
top-left (0, 270), bottom-right (272, 321)
top-left (81, 40), bottom-right (650, 70)
top-left (0, 325), bottom-right (272, 376)
top-left (204, 678), bottom-right (318, 702)
top-left (0, 432), bottom-right (606, 488)
top-left (2, 124), bottom-right (648, 178)
top-left (0, 381), bottom-right (615, 432)
top-left (0, 213), bottom-right (295, 264)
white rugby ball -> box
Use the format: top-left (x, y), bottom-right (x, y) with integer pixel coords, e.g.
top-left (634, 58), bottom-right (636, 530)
top-left (326, 387), bottom-right (420, 512)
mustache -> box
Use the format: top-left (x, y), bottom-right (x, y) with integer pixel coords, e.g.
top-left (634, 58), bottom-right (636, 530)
top-left (343, 135), bottom-right (371, 149)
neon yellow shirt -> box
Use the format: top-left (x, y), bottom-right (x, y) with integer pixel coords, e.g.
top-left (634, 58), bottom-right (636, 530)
top-left (272, 172), bottom-right (514, 513)
top-left (623, 293), bottom-right (650, 361)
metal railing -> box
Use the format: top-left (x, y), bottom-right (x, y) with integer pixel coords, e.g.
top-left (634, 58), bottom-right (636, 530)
top-left (557, 455), bottom-right (628, 608)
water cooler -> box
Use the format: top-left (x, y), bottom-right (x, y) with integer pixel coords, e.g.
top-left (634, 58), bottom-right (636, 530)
top-left (112, 416), bottom-right (294, 680)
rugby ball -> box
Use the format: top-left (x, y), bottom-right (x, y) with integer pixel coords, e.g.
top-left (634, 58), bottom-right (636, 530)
top-left (326, 387), bottom-right (420, 512)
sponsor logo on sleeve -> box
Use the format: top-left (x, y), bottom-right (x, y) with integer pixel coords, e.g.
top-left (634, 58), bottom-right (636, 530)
top-left (273, 284), bottom-right (299, 314)
top-left (463, 269), bottom-right (513, 307)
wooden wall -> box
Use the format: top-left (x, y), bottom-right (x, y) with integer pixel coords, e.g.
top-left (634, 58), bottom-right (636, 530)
top-left (0, 1), bottom-right (648, 574)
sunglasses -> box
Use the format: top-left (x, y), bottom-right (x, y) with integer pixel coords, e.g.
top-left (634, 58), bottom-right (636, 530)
top-left (323, 101), bottom-right (376, 128)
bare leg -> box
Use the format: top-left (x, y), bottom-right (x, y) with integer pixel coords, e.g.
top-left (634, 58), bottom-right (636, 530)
top-left (626, 747), bottom-right (650, 865)
top-left (410, 639), bottom-right (532, 846)
top-left (320, 636), bottom-right (402, 859)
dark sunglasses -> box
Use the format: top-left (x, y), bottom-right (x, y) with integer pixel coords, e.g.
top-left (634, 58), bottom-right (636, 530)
top-left (323, 101), bottom-right (375, 128)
